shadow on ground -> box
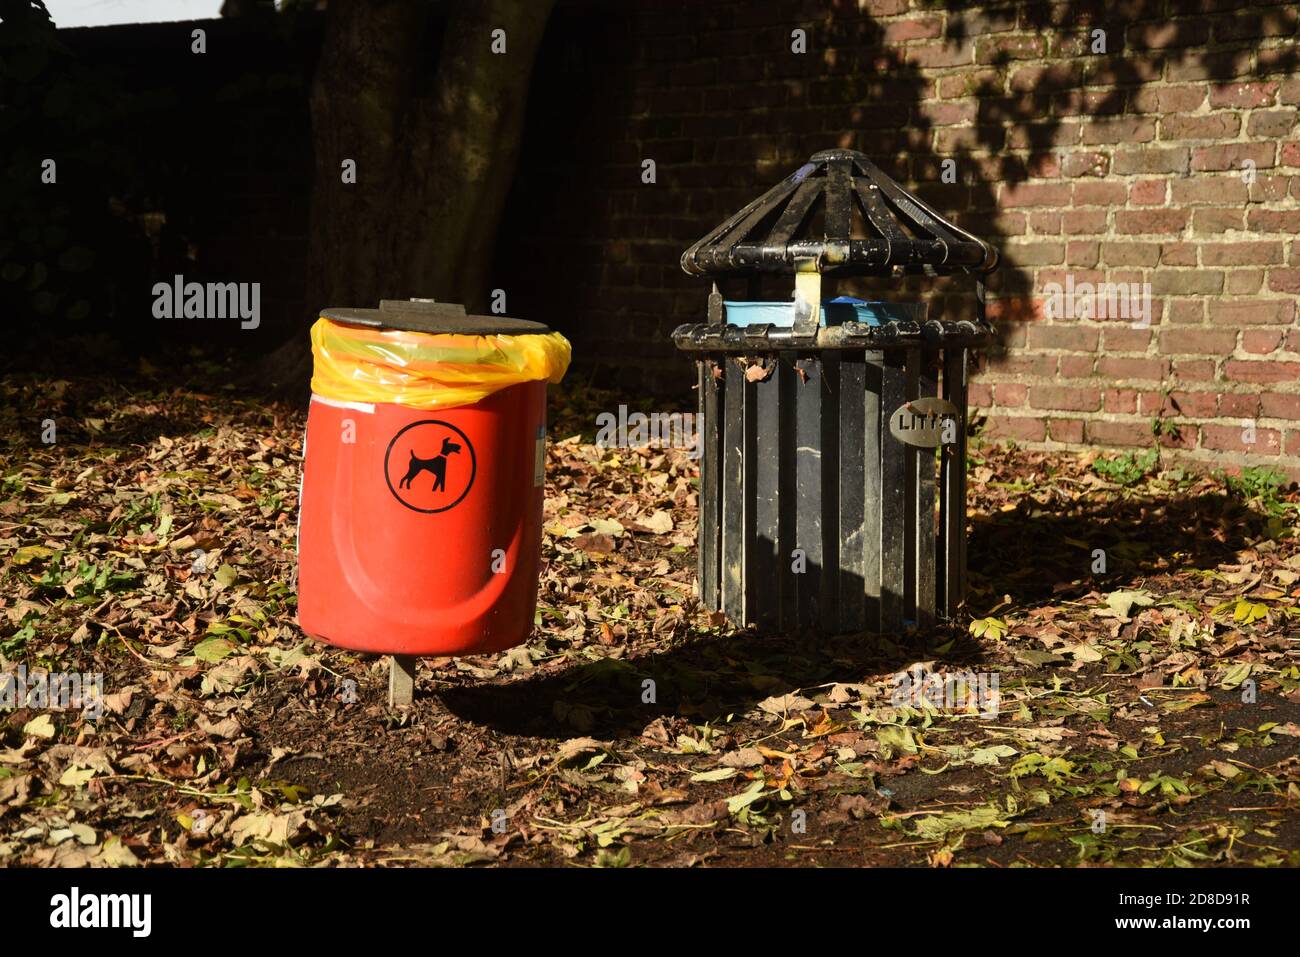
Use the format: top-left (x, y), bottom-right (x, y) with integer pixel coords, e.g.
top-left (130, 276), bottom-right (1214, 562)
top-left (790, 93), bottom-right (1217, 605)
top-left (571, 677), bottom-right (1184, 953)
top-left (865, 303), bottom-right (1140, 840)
top-left (971, 487), bottom-right (1272, 606)
top-left (438, 625), bottom-right (988, 740)
top-left (442, 481), bottom-right (1278, 740)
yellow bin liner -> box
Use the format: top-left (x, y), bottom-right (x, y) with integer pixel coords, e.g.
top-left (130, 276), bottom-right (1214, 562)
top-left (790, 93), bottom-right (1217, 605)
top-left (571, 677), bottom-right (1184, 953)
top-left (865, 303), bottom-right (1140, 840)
top-left (309, 317), bottom-right (571, 411)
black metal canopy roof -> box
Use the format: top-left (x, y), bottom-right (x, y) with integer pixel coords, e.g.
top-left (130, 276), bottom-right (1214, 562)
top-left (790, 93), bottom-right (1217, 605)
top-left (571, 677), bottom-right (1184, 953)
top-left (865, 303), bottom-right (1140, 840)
top-left (681, 149), bottom-right (998, 278)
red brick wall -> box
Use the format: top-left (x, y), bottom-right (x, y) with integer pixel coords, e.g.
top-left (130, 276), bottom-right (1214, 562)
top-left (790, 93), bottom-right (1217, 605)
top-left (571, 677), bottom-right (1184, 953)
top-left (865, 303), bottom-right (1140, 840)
top-left (502, 0), bottom-right (1300, 477)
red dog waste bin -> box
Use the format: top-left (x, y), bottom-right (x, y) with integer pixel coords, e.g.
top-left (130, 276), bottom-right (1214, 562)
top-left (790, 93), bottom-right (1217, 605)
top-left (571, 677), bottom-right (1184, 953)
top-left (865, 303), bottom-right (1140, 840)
top-left (296, 299), bottom-right (570, 657)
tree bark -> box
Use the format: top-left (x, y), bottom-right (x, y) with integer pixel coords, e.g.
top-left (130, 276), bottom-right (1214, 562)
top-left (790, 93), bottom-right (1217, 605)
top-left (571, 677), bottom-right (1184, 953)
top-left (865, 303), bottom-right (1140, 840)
top-left (260, 0), bottom-right (555, 391)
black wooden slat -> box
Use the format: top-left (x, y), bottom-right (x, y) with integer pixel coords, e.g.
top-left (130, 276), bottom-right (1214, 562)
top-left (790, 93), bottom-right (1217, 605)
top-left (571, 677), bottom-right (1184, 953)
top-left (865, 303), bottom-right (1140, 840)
top-left (794, 356), bottom-right (824, 629)
top-left (880, 351), bottom-right (908, 631)
top-left (698, 289), bottom-right (725, 612)
top-left (752, 356), bottom-right (783, 630)
top-left (722, 360), bottom-right (746, 621)
top-left (863, 352), bottom-right (884, 632)
top-left (777, 357), bottom-right (799, 633)
top-left (820, 354), bottom-right (841, 632)
top-left (915, 350), bottom-right (938, 630)
top-left (954, 350), bottom-right (969, 613)
top-left (940, 349), bottom-right (969, 618)
top-left (741, 366), bottom-right (758, 626)
top-left (838, 354), bottom-right (866, 633)
top-left (699, 359), bottom-right (721, 611)
top-left (938, 356), bottom-right (954, 618)
top-left (903, 349), bottom-right (920, 623)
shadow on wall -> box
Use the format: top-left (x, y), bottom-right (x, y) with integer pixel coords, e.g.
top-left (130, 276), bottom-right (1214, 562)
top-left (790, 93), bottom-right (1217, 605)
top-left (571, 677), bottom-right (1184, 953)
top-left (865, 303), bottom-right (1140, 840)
top-left (939, 1), bottom-right (1298, 351)
top-left (496, 0), bottom-right (1298, 395)
top-left (825, 0), bottom-right (1299, 364)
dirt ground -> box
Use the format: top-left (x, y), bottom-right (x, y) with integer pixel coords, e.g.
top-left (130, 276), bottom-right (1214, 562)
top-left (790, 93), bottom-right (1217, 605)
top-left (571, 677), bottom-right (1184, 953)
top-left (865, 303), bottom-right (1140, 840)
top-left (1, 367), bottom-right (1297, 867)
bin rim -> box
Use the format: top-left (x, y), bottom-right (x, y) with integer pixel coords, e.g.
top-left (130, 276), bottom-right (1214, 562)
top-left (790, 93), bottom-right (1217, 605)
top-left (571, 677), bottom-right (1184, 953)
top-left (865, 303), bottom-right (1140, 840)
top-left (670, 316), bottom-right (993, 353)
top-left (322, 298), bottom-right (552, 337)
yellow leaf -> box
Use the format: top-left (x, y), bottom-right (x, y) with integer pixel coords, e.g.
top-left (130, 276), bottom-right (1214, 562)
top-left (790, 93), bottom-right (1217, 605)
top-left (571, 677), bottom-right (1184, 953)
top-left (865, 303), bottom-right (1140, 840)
top-left (969, 617), bottom-right (1008, 641)
top-left (23, 714), bottom-right (55, 739)
top-left (59, 766), bottom-right (96, 787)
top-left (12, 545), bottom-right (54, 566)
top-left (1233, 600), bottom-right (1268, 624)
top-left (98, 836), bottom-right (140, 867)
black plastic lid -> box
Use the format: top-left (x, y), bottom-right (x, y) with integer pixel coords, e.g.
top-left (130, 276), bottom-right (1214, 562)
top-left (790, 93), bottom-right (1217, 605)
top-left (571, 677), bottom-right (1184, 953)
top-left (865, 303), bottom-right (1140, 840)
top-left (321, 299), bottom-right (551, 335)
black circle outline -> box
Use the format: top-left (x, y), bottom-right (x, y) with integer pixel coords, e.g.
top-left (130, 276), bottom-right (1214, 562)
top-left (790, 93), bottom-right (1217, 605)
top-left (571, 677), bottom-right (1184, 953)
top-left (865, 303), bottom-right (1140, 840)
top-left (383, 419), bottom-right (477, 514)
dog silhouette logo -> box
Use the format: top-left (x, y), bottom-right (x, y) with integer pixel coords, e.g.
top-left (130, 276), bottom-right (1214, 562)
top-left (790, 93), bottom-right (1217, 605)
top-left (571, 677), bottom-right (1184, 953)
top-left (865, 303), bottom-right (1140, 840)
top-left (398, 436), bottom-right (462, 493)
top-left (384, 420), bottom-right (476, 513)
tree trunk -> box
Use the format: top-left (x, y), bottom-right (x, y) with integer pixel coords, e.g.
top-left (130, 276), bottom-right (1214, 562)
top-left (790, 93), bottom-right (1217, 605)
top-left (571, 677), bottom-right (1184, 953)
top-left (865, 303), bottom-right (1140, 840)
top-left (260, 0), bottom-right (555, 391)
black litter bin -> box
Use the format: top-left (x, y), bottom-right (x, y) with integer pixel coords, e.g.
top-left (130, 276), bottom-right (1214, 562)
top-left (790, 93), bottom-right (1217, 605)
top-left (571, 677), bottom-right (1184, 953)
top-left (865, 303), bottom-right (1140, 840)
top-left (674, 149), bottom-right (999, 634)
